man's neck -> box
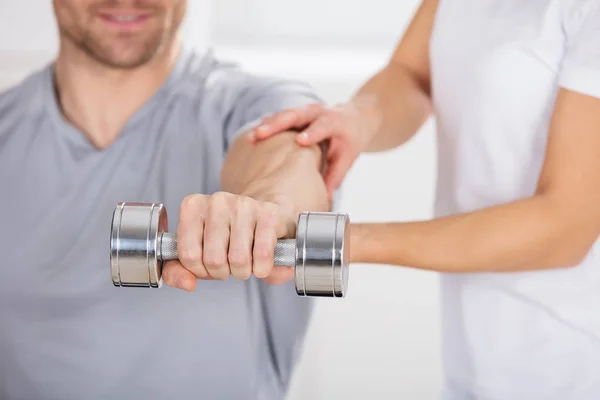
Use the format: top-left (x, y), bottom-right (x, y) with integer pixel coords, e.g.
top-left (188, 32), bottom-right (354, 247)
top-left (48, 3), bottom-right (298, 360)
top-left (53, 38), bottom-right (181, 149)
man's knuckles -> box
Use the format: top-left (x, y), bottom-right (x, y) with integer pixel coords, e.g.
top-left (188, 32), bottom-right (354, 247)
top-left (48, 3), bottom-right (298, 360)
top-left (228, 250), bottom-right (252, 280)
top-left (180, 193), bottom-right (208, 217)
top-left (178, 243), bottom-right (203, 266)
top-left (203, 249), bottom-right (228, 270)
top-left (257, 201), bottom-right (279, 222)
top-left (232, 196), bottom-right (257, 220)
top-left (178, 192), bottom-right (283, 280)
top-left (253, 246), bottom-right (274, 263)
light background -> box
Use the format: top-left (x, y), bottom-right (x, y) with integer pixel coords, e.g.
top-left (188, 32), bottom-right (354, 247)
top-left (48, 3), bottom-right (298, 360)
top-left (0, 1), bottom-right (442, 398)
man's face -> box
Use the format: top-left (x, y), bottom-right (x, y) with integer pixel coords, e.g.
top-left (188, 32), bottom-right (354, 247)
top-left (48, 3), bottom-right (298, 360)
top-left (53, 0), bottom-right (186, 69)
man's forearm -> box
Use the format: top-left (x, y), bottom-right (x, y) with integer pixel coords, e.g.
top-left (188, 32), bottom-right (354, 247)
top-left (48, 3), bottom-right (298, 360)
top-left (350, 62), bottom-right (432, 152)
top-left (221, 130), bottom-right (330, 235)
top-left (351, 195), bottom-right (594, 272)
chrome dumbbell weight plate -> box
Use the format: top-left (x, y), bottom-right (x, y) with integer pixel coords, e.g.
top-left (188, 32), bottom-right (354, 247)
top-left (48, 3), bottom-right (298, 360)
top-left (110, 202), bottom-right (350, 297)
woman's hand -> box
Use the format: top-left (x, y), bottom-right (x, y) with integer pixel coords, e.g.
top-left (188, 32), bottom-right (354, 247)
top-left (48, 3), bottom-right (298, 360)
top-left (248, 101), bottom-right (379, 198)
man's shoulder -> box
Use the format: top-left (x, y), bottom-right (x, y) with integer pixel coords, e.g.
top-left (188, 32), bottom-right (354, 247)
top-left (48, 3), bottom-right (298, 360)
top-left (173, 47), bottom-right (319, 105)
top-left (0, 66), bottom-right (49, 131)
top-left (170, 47), bottom-right (322, 144)
top-left (174, 47), bottom-right (267, 91)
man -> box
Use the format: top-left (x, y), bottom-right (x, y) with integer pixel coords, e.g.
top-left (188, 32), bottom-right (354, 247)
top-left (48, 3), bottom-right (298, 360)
top-left (0, 1), bottom-right (331, 399)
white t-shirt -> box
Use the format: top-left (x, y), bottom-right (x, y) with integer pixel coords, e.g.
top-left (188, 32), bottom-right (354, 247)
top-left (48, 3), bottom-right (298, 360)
top-left (429, 0), bottom-right (600, 399)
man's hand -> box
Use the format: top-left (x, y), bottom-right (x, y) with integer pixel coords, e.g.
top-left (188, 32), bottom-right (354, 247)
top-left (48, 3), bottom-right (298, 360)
top-left (161, 192), bottom-right (296, 291)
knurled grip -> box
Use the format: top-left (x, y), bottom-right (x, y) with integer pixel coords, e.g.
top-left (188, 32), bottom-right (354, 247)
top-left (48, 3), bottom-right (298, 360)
top-left (157, 233), bottom-right (297, 267)
top-left (110, 202), bottom-right (350, 298)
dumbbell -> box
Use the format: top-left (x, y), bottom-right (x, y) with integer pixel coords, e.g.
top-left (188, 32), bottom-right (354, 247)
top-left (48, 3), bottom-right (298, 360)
top-left (110, 202), bottom-right (350, 297)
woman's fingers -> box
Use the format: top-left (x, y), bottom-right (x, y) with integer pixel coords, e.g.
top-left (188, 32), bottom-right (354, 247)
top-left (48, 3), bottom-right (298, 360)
top-left (250, 103), bottom-right (325, 141)
top-left (322, 141), bottom-right (361, 198)
top-left (248, 102), bottom-right (365, 201)
top-left (295, 115), bottom-right (338, 145)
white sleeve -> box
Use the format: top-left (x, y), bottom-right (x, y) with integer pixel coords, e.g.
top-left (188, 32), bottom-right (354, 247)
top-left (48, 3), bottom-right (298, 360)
top-left (558, 0), bottom-right (600, 99)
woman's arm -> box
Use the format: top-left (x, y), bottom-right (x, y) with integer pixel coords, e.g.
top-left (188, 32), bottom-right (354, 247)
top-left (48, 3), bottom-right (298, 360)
top-left (353, 0), bottom-right (438, 152)
top-left (351, 88), bottom-right (600, 272)
top-left (249, 0), bottom-right (439, 197)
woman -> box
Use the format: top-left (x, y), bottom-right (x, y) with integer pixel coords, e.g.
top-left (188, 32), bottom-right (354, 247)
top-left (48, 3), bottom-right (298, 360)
top-left (249, 0), bottom-right (600, 399)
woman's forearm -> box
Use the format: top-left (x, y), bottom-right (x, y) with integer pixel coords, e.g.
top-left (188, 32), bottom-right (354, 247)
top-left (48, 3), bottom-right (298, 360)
top-left (350, 195), bottom-right (594, 272)
top-left (350, 62), bottom-right (432, 152)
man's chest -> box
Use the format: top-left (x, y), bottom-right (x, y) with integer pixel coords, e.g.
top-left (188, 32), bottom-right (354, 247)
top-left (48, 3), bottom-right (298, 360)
top-left (0, 124), bottom-right (225, 297)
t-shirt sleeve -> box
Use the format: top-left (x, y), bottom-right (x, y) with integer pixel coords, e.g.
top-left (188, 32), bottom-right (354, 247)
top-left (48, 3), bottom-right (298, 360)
top-left (558, 0), bottom-right (600, 99)
top-left (227, 78), bottom-right (323, 147)
top-left (203, 58), bottom-right (324, 149)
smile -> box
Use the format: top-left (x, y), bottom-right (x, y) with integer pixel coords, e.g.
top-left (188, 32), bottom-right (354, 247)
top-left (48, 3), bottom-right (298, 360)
top-left (108, 15), bottom-right (144, 22)
top-left (98, 11), bottom-right (151, 30)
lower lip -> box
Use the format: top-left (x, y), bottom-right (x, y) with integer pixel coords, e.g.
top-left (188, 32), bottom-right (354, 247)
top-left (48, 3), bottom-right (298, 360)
top-left (98, 14), bottom-right (150, 31)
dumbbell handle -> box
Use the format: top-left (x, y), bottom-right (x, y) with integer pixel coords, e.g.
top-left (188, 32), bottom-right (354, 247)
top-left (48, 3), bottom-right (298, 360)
top-left (157, 232), bottom-right (297, 267)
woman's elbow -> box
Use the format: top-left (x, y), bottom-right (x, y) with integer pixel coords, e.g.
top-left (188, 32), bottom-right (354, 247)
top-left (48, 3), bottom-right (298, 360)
top-left (542, 226), bottom-right (598, 269)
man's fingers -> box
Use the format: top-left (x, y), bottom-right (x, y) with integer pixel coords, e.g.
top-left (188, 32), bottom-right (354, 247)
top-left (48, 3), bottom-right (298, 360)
top-left (162, 261), bottom-right (197, 291)
top-left (176, 193), bottom-right (295, 284)
top-left (228, 198), bottom-right (256, 280)
top-left (177, 195), bottom-right (210, 279)
top-left (252, 203), bottom-right (279, 279)
top-left (263, 267), bottom-right (294, 285)
top-left (203, 194), bottom-right (233, 280)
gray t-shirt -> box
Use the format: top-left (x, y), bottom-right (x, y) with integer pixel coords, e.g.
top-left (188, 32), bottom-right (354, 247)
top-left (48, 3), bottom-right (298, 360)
top-left (0, 47), bottom-right (323, 400)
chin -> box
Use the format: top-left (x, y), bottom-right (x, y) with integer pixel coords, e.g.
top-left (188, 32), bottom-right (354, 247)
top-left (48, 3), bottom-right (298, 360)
top-left (91, 40), bottom-right (167, 69)
top-left (104, 54), bottom-right (157, 69)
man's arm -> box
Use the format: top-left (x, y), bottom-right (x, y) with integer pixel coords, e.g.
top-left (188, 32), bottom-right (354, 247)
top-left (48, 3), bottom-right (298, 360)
top-left (351, 88), bottom-right (600, 272)
top-left (221, 130), bottom-right (331, 285)
top-left (221, 130), bottom-right (330, 225)
top-left (153, 56), bottom-right (334, 290)
top-left (162, 129), bottom-right (330, 290)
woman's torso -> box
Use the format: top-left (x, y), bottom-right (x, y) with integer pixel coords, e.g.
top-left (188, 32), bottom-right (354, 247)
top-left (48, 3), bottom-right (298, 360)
top-left (429, 0), bottom-right (600, 398)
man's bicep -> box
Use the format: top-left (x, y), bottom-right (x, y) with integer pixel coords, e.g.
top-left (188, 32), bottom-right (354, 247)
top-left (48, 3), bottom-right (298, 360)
top-left (222, 77), bottom-right (324, 149)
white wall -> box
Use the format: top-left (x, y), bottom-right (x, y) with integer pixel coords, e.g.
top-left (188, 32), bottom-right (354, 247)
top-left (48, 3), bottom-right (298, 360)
top-left (211, 0), bottom-right (416, 48)
top-left (0, 2), bottom-right (442, 399)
